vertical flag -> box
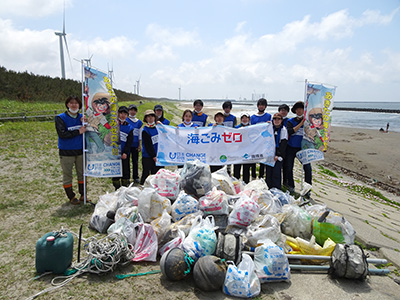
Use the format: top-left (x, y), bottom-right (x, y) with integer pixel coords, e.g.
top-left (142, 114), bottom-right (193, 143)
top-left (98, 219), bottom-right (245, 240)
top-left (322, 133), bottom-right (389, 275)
top-left (297, 81), bottom-right (336, 164)
top-left (83, 66), bottom-right (122, 177)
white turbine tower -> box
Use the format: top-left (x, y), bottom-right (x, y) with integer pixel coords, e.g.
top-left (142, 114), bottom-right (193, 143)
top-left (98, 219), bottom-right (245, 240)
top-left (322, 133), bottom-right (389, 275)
top-left (136, 75), bottom-right (141, 95)
top-left (55, 5), bottom-right (72, 79)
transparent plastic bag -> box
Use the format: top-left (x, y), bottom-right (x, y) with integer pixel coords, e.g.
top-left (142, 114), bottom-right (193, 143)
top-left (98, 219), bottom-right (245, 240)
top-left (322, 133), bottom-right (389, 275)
top-left (138, 188), bottom-right (171, 222)
top-left (89, 192), bottom-right (118, 233)
top-left (212, 166), bottom-right (237, 195)
top-left (170, 211), bottom-right (204, 236)
top-left (246, 214), bottom-right (282, 248)
top-left (137, 188), bottom-right (153, 223)
top-left (269, 188), bottom-right (295, 206)
top-left (243, 178), bottom-right (269, 192)
top-left (228, 194), bottom-right (260, 227)
top-left (243, 189), bottom-right (282, 215)
top-left (107, 217), bottom-right (137, 245)
top-left (223, 253), bottom-right (261, 298)
top-left (179, 159), bottom-right (212, 198)
top-left (151, 210), bottom-right (172, 245)
top-left (151, 169), bottom-right (180, 200)
top-left (171, 191), bottom-right (199, 222)
top-left (281, 204), bottom-right (312, 239)
top-left (254, 239), bottom-right (290, 283)
top-left (199, 187), bottom-right (229, 215)
top-left (115, 206), bottom-right (138, 223)
top-left (159, 228), bottom-right (185, 256)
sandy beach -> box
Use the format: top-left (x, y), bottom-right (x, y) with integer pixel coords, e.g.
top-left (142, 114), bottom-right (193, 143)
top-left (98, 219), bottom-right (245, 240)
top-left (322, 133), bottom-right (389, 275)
top-left (174, 102), bottom-right (400, 194)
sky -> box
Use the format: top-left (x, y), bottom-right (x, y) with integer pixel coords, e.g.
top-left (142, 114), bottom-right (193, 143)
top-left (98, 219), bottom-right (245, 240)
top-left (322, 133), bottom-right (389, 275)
top-left (0, 0), bottom-right (399, 102)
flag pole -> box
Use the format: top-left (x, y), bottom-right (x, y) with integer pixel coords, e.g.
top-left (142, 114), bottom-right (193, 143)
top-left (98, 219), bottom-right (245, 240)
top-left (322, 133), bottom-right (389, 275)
top-left (81, 60), bottom-right (87, 205)
top-left (300, 79), bottom-right (308, 192)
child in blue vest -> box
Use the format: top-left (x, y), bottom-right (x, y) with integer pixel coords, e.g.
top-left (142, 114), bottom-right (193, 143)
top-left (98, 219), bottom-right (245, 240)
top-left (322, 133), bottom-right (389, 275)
top-left (250, 98), bottom-right (271, 179)
top-left (233, 113), bottom-right (256, 183)
top-left (284, 101), bottom-right (312, 197)
top-left (278, 104), bottom-right (290, 186)
top-left (192, 99), bottom-right (208, 127)
top-left (178, 109), bottom-right (197, 127)
top-left (266, 113), bottom-right (288, 189)
top-left (222, 101), bottom-right (237, 128)
top-left (112, 106), bottom-right (134, 190)
top-left (154, 104), bottom-right (170, 125)
top-left (55, 96), bottom-right (86, 205)
top-left (140, 110), bottom-right (161, 184)
top-left (209, 112), bottom-right (225, 172)
top-left (127, 104), bottom-right (143, 184)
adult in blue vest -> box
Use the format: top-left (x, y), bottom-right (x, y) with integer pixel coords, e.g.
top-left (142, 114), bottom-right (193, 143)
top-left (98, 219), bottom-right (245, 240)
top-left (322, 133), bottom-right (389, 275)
top-left (127, 104), bottom-right (143, 183)
top-left (55, 95), bottom-right (86, 205)
top-left (266, 113), bottom-right (288, 189)
top-left (278, 103), bottom-right (290, 186)
top-left (140, 110), bottom-right (161, 184)
top-left (192, 99), bottom-right (208, 127)
top-left (285, 101), bottom-right (312, 197)
top-left (250, 98), bottom-right (271, 179)
top-left (222, 101), bottom-right (237, 128)
top-left (154, 104), bottom-right (170, 125)
top-left (112, 106), bottom-right (134, 190)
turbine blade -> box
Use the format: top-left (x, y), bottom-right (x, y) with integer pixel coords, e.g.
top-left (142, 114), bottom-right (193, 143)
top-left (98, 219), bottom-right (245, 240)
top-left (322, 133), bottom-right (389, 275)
top-left (63, 1), bottom-right (66, 34)
top-left (63, 35), bottom-right (73, 74)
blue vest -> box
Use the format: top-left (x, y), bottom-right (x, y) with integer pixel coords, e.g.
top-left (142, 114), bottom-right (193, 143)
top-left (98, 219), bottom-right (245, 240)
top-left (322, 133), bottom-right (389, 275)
top-left (250, 113), bottom-right (271, 124)
top-left (192, 112), bottom-right (208, 127)
top-left (119, 122), bottom-right (133, 152)
top-left (223, 114), bottom-right (236, 127)
top-left (141, 126), bottom-right (158, 158)
top-left (283, 117), bottom-right (289, 127)
top-left (178, 123), bottom-right (196, 128)
top-left (274, 126), bottom-right (283, 149)
top-left (235, 123), bottom-right (249, 129)
top-left (287, 117), bottom-right (304, 148)
top-left (161, 118), bottom-right (170, 125)
top-left (127, 118), bottom-right (143, 148)
top-left (57, 112), bottom-right (83, 150)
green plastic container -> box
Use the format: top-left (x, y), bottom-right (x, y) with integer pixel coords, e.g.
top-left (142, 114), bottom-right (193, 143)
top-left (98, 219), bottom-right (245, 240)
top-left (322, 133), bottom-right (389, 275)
top-left (35, 231), bottom-right (74, 274)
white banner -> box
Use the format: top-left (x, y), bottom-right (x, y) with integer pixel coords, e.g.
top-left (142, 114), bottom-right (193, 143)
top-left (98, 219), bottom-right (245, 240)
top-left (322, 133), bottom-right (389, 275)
top-left (296, 149), bottom-right (324, 165)
top-left (156, 123), bottom-right (276, 166)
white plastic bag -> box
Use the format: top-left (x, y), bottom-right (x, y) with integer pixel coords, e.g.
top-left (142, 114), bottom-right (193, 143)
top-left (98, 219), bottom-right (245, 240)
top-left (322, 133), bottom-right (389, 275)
top-left (89, 192), bottom-right (118, 233)
top-left (159, 228), bottom-right (185, 256)
top-left (132, 222), bottom-right (158, 262)
top-left (171, 191), bottom-right (199, 222)
top-left (212, 167), bottom-right (237, 195)
top-left (281, 204), bottom-right (312, 239)
top-left (244, 189), bottom-right (282, 215)
top-left (246, 214), bottom-right (282, 248)
top-left (137, 188), bottom-right (153, 223)
top-left (199, 187), bottom-right (229, 215)
top-left (228, 194), bottom-right (260, 227)
top-left (138, 188), bottom-right (171, 222)
top-left (115, 206), bottom-right (138, 223)
top-left (151, 169), bottom-right (180, 200)
top-left (223, 253), bottom-right (261, 298)
top-left (150, 210), bottom-right (172, 244)
top-left (107, 217), bottom-right (137, 245)
top-left (181, 215), bottom-right (217, 260)
top-left (254, 239), bottom-right (291, 282)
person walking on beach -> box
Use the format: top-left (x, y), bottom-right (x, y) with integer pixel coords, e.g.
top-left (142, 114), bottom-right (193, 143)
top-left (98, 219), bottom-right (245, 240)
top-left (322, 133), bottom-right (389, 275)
top-left (266, 113), bottom-right (288, 189)
top-left (192, 99), bottom-right (208, 127)
top-left (386, 122), bottom-right (390, 133)
top-left (112, 106), bottom-right (134, 190)
top-left (285, 101), bottom-right (312, 197)
top-left (233, 113), bottom-right (255, 183)
top-left (55, 95), bottom-right (86, 205)
top-left (251, 98), bottom-right (271, 179)
top-left (140, 110), bottom-right (161, 185)
top-left (154, 104), bottom-right (170, 125)
top-left (127, 104), bottom-right (143, 184)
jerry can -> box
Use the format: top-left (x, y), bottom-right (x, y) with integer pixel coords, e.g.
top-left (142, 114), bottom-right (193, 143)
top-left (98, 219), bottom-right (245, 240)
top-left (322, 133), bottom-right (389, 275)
top-left (35, 231), bottom-right (74, 274)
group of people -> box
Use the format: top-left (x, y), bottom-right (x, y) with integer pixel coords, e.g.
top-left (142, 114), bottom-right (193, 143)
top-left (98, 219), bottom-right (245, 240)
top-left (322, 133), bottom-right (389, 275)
top-left (56, 96), bottom-right (312, 205)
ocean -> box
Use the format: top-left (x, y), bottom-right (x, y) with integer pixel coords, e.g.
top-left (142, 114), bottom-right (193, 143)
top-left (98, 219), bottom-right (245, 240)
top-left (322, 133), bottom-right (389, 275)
top-left (182, 100), bottom-right (400, 133)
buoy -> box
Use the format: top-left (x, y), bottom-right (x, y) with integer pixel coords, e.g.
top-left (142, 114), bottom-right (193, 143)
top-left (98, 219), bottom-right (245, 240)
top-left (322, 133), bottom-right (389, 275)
top-left (160, 248), bottom-right (193, 281)
top-left (193, 256), bottom-right (227, 291)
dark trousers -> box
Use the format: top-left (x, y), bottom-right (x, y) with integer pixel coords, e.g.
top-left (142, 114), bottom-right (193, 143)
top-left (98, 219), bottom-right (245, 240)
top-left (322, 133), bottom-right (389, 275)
top-left (130, 147), bottom-right (139, 181)
top-left (284, 145), bottom-right (312, 189)
top-left (112, 154), bottom-right (131, 189)
top-left (258, 163), bottom-right (266, 179)
top-left (210, 165), bottom-right (223, 173)
top-left (282, 156), bottom-right (288, 186)
top-left (266, 160), bottom-right (282, 190)
top-left (140, 157), bottom-right (161, 185)
top-left (233, 163), bottom-right (253, 184)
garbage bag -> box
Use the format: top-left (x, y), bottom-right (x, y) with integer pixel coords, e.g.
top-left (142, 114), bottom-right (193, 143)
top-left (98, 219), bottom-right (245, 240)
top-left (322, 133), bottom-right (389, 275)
top-left (243, 189), bottom-right (282, 215)
top-left (243, 178), bottom-right (269, 192)
top-left (228, 193), bottom-right (260, 227)
top-left (89, 192), bottom-right (118, 233)
top-left (159, 228), bottom-right (185, 256)
top-left (269, 188), bottom-right (295, 206)
top-left (171, 191), bottom-right (199, 222)
top-left (246, 214), bottom-right (282, 248)
top-left (286, 235), bottom-right (336, 256)
top-left (170, 211), bottom-right (204, 236)
top-left (116, 184), bottom-right (141, 209)
top-left (151, 169), bottom-right (180, 201)
top-left (254, 239), bottom-right (290, 282)
top-left (115, 206), bottom-right (138, 223)
top-left (212, 167), bottom-right (237, 195)
top-left (137, 188), bottom-right (171, 222)
top-left (181, 215), bottom-right (217, 260)
top-left (132, 222), bottom-right (158, 262)
top-left (281, 204), bottom-right (312, 239)
top-left (199, 187), bottom-right (229, 215)
top-left (107, 217), bottom-right (136, 245)
top-left (223, 253), bottom-right (261, 298)
top-left (179, 159), bottom-right (212, 198)
top-left (151, 210), bottom-right (172, 245)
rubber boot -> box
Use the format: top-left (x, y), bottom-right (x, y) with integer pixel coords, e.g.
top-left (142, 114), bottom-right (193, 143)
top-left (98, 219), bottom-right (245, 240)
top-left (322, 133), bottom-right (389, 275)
top-left (78, 182), bottom-right (90, 202)
top-left (121, 179), bottom-right (130, 187)
top-left (112, 179), bottom-right (121, 191)
top-left (64, 186), bottom-right (79, 205)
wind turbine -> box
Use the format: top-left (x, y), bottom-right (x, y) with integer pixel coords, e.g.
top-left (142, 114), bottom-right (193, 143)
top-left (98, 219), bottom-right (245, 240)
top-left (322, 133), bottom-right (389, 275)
top-left (136, 75), bottom-right (141, 95)
top-left (55, 4), bottom-right (72, 79)
top-left (108, 63), bottom-right (115, 87)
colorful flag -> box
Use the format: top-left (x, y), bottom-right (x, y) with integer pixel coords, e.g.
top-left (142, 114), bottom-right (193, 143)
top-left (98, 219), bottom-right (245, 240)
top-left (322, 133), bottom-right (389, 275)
top-left (156, 123), bottom-right (276, 166)
top-left (297, 81), bottom-right (336, 164)
top-left (83, 66), bottom-right (122, 177)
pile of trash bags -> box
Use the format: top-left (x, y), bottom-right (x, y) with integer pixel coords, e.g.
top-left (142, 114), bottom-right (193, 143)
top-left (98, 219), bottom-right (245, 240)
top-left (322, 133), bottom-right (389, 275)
top-left (89, 159), bottom-right (356, 298)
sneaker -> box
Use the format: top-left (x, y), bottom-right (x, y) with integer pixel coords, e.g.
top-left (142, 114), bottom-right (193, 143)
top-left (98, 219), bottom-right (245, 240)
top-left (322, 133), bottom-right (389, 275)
top-left (69, 197), bottom-right (80, 205)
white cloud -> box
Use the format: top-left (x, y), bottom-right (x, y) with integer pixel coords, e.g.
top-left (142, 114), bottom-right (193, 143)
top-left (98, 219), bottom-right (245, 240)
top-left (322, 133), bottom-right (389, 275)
top-left (145, 23), bottom-right (200, 47)
top-left (0, 0), bottom-right (72, 18)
